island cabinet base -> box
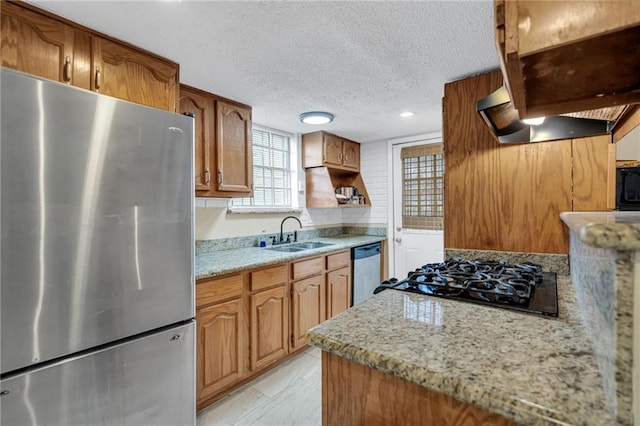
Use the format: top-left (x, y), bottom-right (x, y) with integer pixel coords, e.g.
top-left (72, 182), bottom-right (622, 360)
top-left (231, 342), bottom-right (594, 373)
top-left (321, 351), bottom-right (515, 426)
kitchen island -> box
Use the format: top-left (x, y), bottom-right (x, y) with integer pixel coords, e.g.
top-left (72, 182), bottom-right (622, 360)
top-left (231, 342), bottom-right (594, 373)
top-left (306, 275), bottom-right (617, 426)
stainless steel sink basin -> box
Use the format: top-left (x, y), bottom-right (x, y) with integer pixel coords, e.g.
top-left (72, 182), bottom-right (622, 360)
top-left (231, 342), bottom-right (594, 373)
top-left (291, 242), bottom-right (334, 249)
top-left (266, 242), bottom-right (334, 252)
top-left (267, 246), bottom-right (307, 253)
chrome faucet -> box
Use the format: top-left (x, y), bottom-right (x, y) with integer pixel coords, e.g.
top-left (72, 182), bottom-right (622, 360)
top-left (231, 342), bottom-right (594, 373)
top-left (277, 215), bottom-right (302, 244)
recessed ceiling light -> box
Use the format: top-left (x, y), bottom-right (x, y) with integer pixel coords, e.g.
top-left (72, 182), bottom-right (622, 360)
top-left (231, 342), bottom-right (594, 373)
top-left (522, 116), bottom-right (546, 125)
top-left (400, 111), bottom-right (414, 118)
top-left (299, 111), bottom-right (334, 125)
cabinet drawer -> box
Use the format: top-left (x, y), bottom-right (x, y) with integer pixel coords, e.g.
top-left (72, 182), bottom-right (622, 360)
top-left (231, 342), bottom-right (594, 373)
top-left (291, 257), bottom-right (324, 281)
top-left (196, 274), bottom-right (243, 308)
top-left (326, 250), bottom-right (350, 270)
top-left (250, 264), bottom-right (288, 292)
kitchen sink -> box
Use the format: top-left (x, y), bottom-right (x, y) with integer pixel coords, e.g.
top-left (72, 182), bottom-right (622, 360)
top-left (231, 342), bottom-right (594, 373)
top-left (291, 242), bottom-right (334, 249)
top-left (267, 246), bottom-right (307, 253)
top-left (266, 242), bottom-right (334, 252)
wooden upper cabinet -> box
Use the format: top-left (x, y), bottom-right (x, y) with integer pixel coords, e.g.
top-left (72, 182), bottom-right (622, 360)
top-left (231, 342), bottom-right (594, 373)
top-left (92, 36), bottom-right (178, 111)
top-left (302, 131), bottom-right (361, 172)
top-left (180, 86), bottom-right (253, 198)
top-left (216, 100), bottom-right (253, 194)
top-left (180, 86), bottom-right (215, 192)
top-left (495, 0), bottom-right (640, 119)
top-left (1, 1), bottom-right (77, 85)
top-left (1, 1), bottom-right (179, 111)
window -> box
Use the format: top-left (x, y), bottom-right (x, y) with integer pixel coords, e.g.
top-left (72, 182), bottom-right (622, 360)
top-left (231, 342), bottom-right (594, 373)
top-left (232, 126), bottom-right (297, 209)
top-left (401, 143), bottom-right (444, 230)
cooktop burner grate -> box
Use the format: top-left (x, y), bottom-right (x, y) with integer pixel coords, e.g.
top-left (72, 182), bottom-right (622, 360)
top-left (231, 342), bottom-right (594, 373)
top-left (374, 258), bottom-right (558, 317)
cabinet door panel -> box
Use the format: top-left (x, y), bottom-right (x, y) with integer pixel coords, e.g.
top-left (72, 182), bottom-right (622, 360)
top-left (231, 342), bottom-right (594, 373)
top-left (196, 299), bottom-right (246, 400)
top-left (327, 266), bottom-right (351, 319)
top-left (291, 275), bottom-right (325, 349)
top-left (251, 286), bottom-right (288, 370)
top-left (342, 140), bottom-right (360, 170)
top-left (323, 134), bottom-right (343, 167)
top-left (216, 101), bottom-right (252, 193)
top-left (180, 87), bottom-right (215, 192)
top-left (92, 37), bottom-right (178, 111)
top-left (1, 2), bottom-right (75, 84)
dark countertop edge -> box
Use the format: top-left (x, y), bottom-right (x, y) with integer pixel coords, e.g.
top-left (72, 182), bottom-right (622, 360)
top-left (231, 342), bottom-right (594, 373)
top-left (195, 235), bottom-right (386, 280)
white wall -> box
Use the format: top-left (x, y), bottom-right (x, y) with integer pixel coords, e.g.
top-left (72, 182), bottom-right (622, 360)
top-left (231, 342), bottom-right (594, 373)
top-left (617, 125), bottom-right (640, 161)
top-left (343, 139), bottom-right (389, 226)
top-left (195, 140), bottom-right (390, 240)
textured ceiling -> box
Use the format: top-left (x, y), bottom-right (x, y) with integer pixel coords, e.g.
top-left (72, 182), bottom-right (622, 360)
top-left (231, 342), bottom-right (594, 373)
top-left (29, 0), bottom-right (499, 143)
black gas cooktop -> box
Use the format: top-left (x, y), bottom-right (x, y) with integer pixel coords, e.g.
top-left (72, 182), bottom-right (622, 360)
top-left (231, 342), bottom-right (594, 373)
top-left (374, 258), bottom-right (558, 317)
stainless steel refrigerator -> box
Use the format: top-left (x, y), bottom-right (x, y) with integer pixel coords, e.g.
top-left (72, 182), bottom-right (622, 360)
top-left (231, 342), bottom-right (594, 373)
top-left (0, 68), bottom-right (196, 425)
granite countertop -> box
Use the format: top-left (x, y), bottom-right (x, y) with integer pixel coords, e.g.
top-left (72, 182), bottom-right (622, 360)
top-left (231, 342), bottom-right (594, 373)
top-left (195, 234), bottom-right (385, 280)
top-left (560, 211), bottom-right (640, 250)
top-left (306, 276), bottom-right (615, 426)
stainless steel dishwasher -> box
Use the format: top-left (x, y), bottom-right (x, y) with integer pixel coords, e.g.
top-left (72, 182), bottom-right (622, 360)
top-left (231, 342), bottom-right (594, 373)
top-left (352, 242), bottom-right (382, 305)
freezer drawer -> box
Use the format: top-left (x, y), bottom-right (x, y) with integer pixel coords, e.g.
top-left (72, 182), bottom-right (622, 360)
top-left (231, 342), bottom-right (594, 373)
top-left (0, 321), bottom-right (195, 426)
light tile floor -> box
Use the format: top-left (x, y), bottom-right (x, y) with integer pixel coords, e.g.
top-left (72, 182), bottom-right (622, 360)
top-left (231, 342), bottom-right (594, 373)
top-left (197, 347), bottom-right (322, 426)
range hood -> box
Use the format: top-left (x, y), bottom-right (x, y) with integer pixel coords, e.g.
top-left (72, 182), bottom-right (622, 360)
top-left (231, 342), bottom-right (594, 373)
top-left (477, 85), bottom-right (625, 144)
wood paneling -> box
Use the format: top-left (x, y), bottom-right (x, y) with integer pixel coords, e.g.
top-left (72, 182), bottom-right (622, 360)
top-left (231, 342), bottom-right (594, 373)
top-left (197, 298), bottom-right (247, 401)
top-left (322, 351), bottom-right (515, 426)
top-left (572, 135), bottom-right (615, 211)
top-left (444, 70), bottom-right (572, 254)
top-left (196, 273), bottom-right (243, 308)
top-left (291, 275), bottom-right (325, 349)
top-left (250, 285), bottom-right (288, 371)
top-left (613, 105), bottom-right (640, 143)
top-left (326, 267), bottom-right (350, 318)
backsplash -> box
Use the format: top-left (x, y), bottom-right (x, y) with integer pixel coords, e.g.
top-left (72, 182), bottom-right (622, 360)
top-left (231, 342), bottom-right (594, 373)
top-left (196, 226), bottom-right (386, 255)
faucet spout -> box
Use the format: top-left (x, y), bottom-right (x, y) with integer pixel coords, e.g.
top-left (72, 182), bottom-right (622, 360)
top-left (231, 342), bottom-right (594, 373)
top-left (280, 216), bottom-right (302, 242)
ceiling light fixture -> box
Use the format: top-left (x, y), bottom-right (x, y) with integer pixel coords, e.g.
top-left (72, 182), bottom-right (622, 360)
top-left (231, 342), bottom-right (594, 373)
top-left (522, 116), bottom-right (546, 126)
top-left (400, 111), bottom-right (414, 118)
top-left (299, 111), bottom-right (334, 125)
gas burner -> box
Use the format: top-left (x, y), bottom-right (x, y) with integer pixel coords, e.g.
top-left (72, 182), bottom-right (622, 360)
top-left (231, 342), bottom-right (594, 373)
top-left (374, 257), bottom-right (558, 317)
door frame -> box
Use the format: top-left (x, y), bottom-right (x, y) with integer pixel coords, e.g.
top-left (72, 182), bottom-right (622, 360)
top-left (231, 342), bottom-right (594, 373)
top-left (386, 131), bottom-right (442, 279)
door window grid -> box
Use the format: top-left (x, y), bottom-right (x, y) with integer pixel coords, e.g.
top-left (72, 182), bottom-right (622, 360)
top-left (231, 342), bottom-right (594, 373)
top-left (233, 128), bottom-right (292, 207)
top-left (401, 144), bottom-right (444, 230)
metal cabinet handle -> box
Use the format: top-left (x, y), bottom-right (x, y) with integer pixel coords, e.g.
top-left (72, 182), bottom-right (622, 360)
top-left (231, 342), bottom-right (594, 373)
top-left (95, 66), bottom-right (102, 90)
top-left (396, 226), bottom-right (402, 231)
top-left (218, 170), bottom-right (222, 184)
top-left (395, 238), bottom-right (402, 243)
top-left (204, 169), bottom-right (210, 184)
top-left (63, 56), bottom-right (72, 82)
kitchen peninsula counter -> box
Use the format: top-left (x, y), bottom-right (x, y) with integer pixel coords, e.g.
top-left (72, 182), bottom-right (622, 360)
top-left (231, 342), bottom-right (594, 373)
top-left (561, 211), bottom-right (640, 250)
top-left (195, 234), bottom-right (384, 280)
top-left (306, 275), bottom-right (616, 426)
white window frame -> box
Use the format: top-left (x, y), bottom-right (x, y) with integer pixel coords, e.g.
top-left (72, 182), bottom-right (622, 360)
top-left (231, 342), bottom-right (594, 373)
top-left (228, 124), bottom-right (300, 214)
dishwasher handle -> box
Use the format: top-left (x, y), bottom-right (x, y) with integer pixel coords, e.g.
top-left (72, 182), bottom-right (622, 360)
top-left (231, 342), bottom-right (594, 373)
top-left (352, 242), bottom-right (381, 260)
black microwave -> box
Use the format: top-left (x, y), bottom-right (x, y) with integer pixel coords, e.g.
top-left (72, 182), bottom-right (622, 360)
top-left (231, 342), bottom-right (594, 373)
top-left (616, 167), bottom-right (640, 210)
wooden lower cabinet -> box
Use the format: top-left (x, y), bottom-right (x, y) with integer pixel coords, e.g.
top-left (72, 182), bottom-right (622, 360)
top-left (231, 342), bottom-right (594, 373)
top-left (196, 298), bottom-right (247, 402)
top-left (250, 285), bottom-right (289, 371)
top-left (322, 351), bottom-right (515, 426)
top-left (291, 274), bottom-right (326, 350)
top-left (326, 266), bottom-right (351, 318)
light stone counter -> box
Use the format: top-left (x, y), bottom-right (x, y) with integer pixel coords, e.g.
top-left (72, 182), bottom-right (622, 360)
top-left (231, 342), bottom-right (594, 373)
top-left (307, 276), bottom-right (616, 426)
top-left (195, 235), bottom-right (385, 280)
top-left (560, 211), bottom-right (640, 250)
